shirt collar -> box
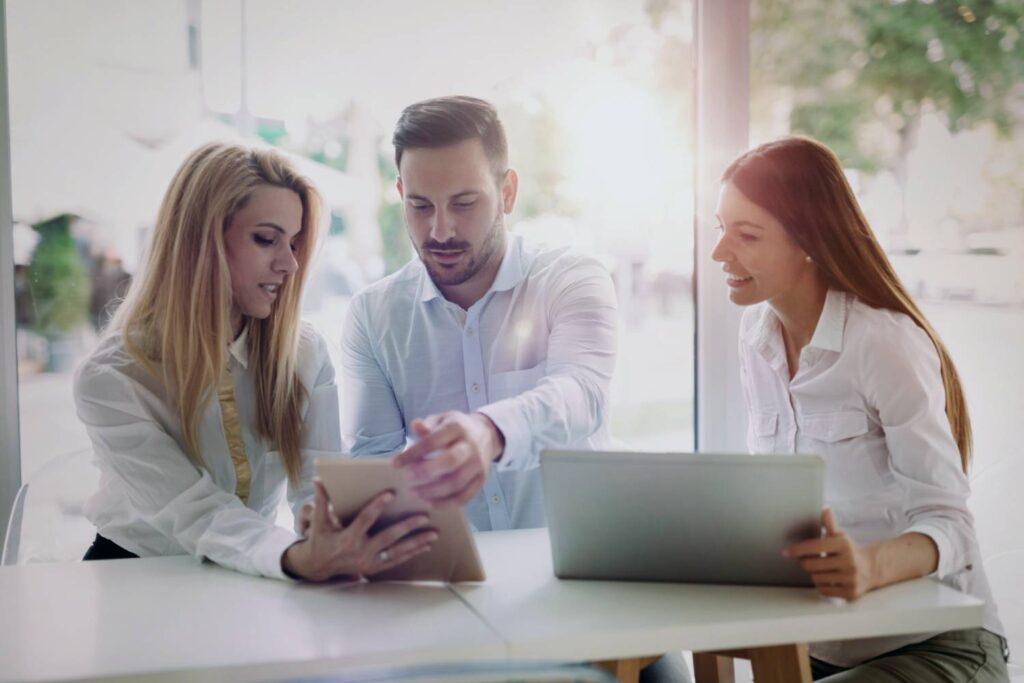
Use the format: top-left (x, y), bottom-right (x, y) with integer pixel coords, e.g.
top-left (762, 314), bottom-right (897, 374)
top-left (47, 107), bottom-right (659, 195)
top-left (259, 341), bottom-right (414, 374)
top-left (741, 289), bottom-right (850, 362)
top-left (807, 289), bottom-right (849, 353)
top-left (228, 324), bottom-right (249, 369)
top-left (417, 233), bottom-right (525, 305)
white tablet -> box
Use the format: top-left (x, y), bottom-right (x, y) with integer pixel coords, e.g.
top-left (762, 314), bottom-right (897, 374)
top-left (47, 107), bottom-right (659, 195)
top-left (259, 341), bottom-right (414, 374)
top-left (314, 458), bottom-right (485, 583)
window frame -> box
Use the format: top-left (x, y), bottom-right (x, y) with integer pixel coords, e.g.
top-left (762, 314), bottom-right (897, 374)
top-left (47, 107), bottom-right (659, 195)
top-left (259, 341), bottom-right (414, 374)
top-left (1, 0), bottom-right (23, 540)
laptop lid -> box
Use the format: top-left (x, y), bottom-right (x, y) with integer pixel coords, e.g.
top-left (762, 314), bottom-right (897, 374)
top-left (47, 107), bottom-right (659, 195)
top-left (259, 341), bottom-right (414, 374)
top-left (541, 450), bottom-right (823, 587)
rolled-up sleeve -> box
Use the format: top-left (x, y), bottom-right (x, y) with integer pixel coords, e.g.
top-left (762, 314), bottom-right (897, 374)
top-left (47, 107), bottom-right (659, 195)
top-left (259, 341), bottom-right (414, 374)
top-left (861, 318), bottom-right (975, 579)
top-left (479, 261), bottom-right (618, 470)
top-left (74, 362), bottom-right (299, 580)
top-left (340, 295), bottom-right (406, 456)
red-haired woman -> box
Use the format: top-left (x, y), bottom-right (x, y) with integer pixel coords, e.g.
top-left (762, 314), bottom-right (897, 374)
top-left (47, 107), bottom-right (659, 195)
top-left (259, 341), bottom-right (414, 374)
top-left (713, 136), bottom-right (1008, 681)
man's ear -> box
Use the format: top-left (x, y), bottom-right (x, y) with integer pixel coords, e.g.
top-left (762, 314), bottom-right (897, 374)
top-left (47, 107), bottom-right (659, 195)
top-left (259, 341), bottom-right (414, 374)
top-left (501, 168), bottom-right (519, 214)
top-left (396, 176), bottom-right (404, 199)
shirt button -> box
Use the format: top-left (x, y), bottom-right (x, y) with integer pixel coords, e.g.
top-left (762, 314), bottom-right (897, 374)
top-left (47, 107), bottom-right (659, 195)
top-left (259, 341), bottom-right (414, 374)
top-left (471, 383), bottom-right (480, 393)
top-left (466, 327), bottom-right (475, 336)
top-left (491, 495), bottom-right (500, 504)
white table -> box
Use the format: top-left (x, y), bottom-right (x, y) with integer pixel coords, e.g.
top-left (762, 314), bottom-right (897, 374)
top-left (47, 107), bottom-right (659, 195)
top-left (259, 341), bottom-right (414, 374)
top-left (0, 555), bottom-right (502, 682)
top-left (0, 529), bottom-right (984, 683)
top-left (453, 529), bottom-right (985, 683)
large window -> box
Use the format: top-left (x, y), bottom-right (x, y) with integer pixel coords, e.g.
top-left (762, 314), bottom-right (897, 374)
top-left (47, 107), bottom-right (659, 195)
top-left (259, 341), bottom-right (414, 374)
top-left (7, 0), bottom-right (696, 560)
top-left (752, 0), bottom-right (1024, 656)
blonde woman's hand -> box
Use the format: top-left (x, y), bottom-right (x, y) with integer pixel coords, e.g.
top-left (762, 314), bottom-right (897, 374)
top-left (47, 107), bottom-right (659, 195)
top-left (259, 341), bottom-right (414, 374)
top-left (282, 479), bottom-right (437, 582)
top-left (783, 507), bottom-right (876, 601)
top-left (297, 502), bottom-right (314, 537)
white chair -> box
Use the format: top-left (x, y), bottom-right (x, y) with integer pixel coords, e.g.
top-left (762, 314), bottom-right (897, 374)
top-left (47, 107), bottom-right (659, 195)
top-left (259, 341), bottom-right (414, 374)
top-left (1, 448), bottom-right (98, 565)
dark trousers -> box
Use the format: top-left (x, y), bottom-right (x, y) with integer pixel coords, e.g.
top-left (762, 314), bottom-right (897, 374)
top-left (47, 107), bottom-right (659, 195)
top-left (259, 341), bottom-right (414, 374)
top-left (82, 534), bottom-right (138, 560)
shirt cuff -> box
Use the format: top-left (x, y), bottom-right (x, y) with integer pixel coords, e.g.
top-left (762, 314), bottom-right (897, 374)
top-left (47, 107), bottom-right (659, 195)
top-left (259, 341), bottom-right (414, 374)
top-left (903, 522), bottom-right (961, 579)
top-left (253, 525), bottom-right (303, 581)
top-left (477, 400), bottom-right (533, 471)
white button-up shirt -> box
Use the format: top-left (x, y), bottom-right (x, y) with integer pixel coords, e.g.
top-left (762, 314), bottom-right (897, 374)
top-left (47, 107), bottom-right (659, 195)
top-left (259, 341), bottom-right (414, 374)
top-left (739, 289), bottom-right (1003, 666)
top-left (341, 234), bottom-right (617, 531)
top-left (74, 323), bottom-right (342, 580)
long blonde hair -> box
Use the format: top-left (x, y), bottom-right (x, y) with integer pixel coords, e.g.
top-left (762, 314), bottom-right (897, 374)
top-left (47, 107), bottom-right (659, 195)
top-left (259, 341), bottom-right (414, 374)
top-left (110, 142), bottom-right (322, 484)
top-left (723, 136), bottom-right (973, 472)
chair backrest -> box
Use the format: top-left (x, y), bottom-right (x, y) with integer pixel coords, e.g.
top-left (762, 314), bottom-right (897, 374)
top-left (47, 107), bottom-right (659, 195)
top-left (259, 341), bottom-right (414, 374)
top-left (1, 482), bottom-right (29, 566)
top-left (2, 449), bottom-right (98, 565)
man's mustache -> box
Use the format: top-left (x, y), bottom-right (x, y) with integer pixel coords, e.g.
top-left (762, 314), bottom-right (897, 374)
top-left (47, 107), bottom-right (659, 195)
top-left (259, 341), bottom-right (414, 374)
top-left (422, 239), bottom-right (471, 252)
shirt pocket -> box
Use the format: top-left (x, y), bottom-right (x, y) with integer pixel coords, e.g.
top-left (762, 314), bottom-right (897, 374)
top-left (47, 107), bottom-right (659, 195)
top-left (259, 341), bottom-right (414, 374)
top-left (488, 362), bottom-right (547, 402)
top-left (799, 410), bottom-right (885, 501)
top-left (750, 410), bottom-right (778, 453)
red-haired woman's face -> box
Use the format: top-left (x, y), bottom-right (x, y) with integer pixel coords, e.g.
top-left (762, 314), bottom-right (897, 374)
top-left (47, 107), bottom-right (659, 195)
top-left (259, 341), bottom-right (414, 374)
top-left (223, 185), bottom-right (302, 333)
top-left (711, 181), bottom-right (815, 307)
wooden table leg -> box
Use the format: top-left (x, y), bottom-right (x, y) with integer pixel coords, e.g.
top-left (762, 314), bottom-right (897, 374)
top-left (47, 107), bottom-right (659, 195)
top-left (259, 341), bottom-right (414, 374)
top-left (693, 651), bottom-right (735, 683)
top-left (748, 643), bottom-right (811, 683)
top-left (593, 656), bottom-right (660, 683)
top-left (695, 643), bottom-right (810, 683)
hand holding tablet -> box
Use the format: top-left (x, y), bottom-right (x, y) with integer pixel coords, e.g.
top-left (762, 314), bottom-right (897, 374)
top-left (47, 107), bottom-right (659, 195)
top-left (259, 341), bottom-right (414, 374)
top-left (314, 458), bottom-right (486, 583)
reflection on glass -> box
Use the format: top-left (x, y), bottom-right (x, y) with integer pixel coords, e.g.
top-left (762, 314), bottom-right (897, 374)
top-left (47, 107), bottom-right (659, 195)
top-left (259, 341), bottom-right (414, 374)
top-left (9, 0), bottom-right (696, 560)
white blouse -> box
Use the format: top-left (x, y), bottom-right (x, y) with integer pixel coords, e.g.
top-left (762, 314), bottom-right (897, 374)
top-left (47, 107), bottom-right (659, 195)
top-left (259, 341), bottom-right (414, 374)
top-left (73, 323), bottom-right (342, 580)
top-left (739, 289), bottom-right (1003, 666)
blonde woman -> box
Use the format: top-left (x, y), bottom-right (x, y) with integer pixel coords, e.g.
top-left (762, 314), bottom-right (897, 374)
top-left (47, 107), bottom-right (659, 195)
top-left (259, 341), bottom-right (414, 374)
top-left (74, 143), bottom-right (436, 581)
top-left (712, 137), bottom-right (1008, 681)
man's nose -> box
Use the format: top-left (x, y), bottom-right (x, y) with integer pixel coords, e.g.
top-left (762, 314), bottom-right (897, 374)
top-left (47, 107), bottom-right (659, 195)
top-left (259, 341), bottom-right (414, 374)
top-left (430, 207), bottom-right (456, 243)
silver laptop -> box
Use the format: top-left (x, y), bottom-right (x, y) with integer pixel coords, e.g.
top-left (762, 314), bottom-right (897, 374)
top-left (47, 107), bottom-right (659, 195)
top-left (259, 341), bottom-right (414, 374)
top-left (541, 450), bottom-right (824, 587)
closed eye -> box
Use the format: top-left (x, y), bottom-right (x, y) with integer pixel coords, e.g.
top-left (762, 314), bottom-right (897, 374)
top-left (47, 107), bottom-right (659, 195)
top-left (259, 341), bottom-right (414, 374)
top-left (254, 234), bottom-right (275, 247)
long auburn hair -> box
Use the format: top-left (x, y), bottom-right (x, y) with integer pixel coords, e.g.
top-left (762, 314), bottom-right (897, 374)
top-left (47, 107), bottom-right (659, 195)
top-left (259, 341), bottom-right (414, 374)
top-left (110, 142), bottom-right (323, 484)
top-left (723, 136), bottom-right (972, 473)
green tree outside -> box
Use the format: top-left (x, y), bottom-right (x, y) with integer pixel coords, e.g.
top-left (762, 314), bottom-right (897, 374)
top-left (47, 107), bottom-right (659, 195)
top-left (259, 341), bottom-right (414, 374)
top-left (27, 214), bottom-right (90, 340)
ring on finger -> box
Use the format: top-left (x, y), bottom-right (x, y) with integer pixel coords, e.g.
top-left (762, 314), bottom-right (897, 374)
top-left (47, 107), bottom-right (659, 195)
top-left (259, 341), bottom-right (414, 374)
top-left (378, 549), bottom-right (391, 563)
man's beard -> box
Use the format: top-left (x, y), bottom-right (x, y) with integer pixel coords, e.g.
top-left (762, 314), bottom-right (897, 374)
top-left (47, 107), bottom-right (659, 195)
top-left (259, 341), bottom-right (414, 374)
top-left (420, 210), bottom-right (506, 288)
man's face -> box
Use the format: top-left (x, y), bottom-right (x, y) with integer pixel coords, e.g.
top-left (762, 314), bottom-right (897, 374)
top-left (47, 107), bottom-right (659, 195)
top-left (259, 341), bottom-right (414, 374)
top-left (397, 138), bottom-right (517, 290)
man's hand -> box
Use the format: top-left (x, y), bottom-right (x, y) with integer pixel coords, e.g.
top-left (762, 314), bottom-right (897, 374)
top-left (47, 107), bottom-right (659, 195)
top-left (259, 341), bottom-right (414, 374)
top-left (391, 411), bottom-right (505, 507)
top-left (783, 507), bottom-right (877, 601)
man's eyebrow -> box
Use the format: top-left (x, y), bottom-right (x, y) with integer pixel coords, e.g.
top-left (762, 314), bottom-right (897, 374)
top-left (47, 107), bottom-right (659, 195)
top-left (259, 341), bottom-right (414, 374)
top-left (405, 190), bottom-right (481, 202)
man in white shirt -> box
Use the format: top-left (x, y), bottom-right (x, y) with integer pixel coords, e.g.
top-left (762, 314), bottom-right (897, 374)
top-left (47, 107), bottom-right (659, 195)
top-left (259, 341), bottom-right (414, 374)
top-left (341, 96), bottom-right (618, 530)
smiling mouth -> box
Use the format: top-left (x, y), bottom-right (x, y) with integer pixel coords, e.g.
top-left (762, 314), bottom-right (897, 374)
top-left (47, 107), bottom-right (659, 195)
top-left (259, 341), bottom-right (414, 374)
top-left (258, 283), bottom-right (281, 296)
top-left (725, 274), bottom-right (753, 286)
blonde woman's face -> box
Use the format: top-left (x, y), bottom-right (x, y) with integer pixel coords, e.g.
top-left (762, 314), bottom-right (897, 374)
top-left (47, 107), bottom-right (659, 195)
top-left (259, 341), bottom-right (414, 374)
top-left (223, 185), bottom-right (302, 329)
top-left (711, 181), bottom-right (813, 307)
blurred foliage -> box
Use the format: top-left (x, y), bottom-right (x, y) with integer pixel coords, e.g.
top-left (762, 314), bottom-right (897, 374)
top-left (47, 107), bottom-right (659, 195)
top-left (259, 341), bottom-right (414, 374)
top-left (377, 199), bottom-right (411, 275)
top-left (28, 215), bottom-right (90, 339)
top-left (753, 0), bottom-right (1024, 171)
top-left (377, 149), bottom-right (411, 275)
top-left (504, 102), bottom-right (576, 220)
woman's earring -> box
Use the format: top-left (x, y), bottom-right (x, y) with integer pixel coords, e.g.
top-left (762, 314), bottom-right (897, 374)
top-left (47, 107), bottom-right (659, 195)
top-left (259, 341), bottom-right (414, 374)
top-left (805, 255), bottom-right (814, 264)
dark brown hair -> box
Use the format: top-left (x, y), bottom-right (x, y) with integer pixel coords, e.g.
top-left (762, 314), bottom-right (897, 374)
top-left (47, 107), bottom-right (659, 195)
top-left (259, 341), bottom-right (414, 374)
top-left (724, 136), bottom-right (973, 472)
top-left (392, 96), bottom-right (508, 180)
